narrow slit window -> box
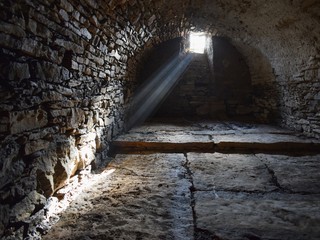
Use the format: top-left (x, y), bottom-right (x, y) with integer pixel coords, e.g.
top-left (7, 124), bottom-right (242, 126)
top-left (189, 32), bottom-right (206, 54)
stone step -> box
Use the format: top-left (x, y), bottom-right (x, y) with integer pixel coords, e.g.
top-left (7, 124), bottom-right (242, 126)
top-left (111, 121), bottom-right (320, 155)
top-left (111, 139), bottom-right (320, 155)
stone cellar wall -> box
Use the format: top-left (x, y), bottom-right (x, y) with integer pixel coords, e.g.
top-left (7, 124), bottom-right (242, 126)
top-left (230, 39), bottom-right (320, 131)
top-left (143, 36), bottom-right (255, 120)
top-left (229, 40), bottom-right (280, 123)
top-left (1, 0), bottom-right (320, 238)
top-left (228, 1), bottom-right (320, 136)
top-left (154, 52), bottom-right (216, 118)
top-left (210, 37), bottom-right (253, 119)
top-left (153, 37), bottom-right (256, 121)
top-left (0, 0), bottom-right (188, 237)
top-left (278, 55), bottom-right (320, 138)
top-left (255, 28), bottom-right (320, 137)
top-left (184, 0), bottom-right (320, 133)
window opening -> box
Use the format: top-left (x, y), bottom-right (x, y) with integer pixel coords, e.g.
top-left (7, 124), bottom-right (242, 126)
top-left (189, 32), bottom-right (206, 54)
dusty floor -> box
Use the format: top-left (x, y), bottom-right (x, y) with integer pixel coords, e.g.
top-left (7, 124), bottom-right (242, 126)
top-left (43, 120), bottom-right (320, 240)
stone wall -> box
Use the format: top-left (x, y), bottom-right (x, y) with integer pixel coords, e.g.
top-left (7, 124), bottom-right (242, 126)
top-left (229, 40), bottom-right (280, 123)
top-left (211, 37), bottom-right (253, 119)
top-left (1, 0), bottom-right (320, 238)
top-left (185, 0), bottom-right (320, 133)
top-left (154, 37), bottom-right (254, 120)
top-left (278, 54), bottom-right (320, 138)
top-left (155, 53), bottom-right (216, 118)
top-left (0, 0), bottom-right (188, 238)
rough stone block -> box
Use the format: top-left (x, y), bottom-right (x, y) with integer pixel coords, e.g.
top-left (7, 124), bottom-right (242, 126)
top-left (0, 138), bottom-right (21, 188)
top-left (0, 20), bottom-right (26, 38)
top-left (78, 145), bottom-right (96, 167)
top-left (53, 148), bottom-right (79, 191)
top-left (71, 60), bottom-right (79, 70)
top-left (10, 190), bottom-right (46, 222)
top-left (195, 191), bottom-right (320, 240)
top-left (21, 38), bottom-right (42, 57)
top-left (77, 132), bottom-right (96, 145)
top-left (59, 9), bottom-right (69, 22)
top-left (257, 154), bottom-right (320, 193)
top-left (80, 28), bottom-right (92, 40)
top-left (24, 139), bottom-right (50, 155)
top-left (9, 109), bottom-right (48, 134)
top-left (60, 1), bottom-right (74, 12)
top-left (8, 62), bottom-right (30, 81)
top-left (41, 90), bottom-right (66, 102)
top-left (36, 169), bottom-right (54, 197)
top-left (55, 86), bottom-right (73, 96)
top-left (188, 153), bottom-right (276, 192)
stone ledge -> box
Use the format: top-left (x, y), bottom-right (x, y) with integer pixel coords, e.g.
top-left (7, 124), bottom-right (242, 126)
top-left (111, 121), bottom-right (320, 155)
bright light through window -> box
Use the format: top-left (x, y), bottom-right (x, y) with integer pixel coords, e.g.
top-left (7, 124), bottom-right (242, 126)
top-left (189, 32), bottom-right (206, 54)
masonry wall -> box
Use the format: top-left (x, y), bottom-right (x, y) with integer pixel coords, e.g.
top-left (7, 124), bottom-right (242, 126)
top-left (278, 55), bottom-right (320, 137)
top-left (229, 40), bottom-right (280, 123)
top-left (226, 1), bottom-right (320, 135)
top-left (1, 0), bottom-right (320, 238)
top-left (0, 0), bottom-right (187, 237)
top-left (211, 37), bottom-right (253, 119)
top-left (154, 37), bottom-right (254, 120)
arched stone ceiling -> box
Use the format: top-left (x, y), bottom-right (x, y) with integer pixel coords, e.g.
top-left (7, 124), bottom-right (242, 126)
top-left (110, 0), bottom-right (320, 79)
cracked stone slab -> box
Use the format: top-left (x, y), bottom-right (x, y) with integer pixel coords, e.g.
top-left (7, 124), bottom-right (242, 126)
top-left (188, 153), bottom-right (277, 192)
top-left (195, 191), bottom-right (320, 240)
top-left (257, 154), bottom-right (320, 194)
top-left (43, 154), bottom-right (193, 240)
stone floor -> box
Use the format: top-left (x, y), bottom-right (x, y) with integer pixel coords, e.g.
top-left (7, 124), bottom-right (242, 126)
top-left (43, 119), bottom-right (320, 240)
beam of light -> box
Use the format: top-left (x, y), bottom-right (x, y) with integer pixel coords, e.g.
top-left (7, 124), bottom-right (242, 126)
top-left (127, 53), bottom-right (193, 130)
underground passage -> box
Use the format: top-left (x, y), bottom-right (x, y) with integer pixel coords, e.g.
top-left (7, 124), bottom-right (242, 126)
top-left (0, 0), bottom-right (320, 239)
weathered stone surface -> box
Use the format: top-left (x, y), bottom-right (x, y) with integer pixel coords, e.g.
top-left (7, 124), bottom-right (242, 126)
top-left (10, 190), bottom-right (46, 222)
top-left (43, 154), bottom-right (193, 239)
top-left (78, 145), bottom-right (96, 167)
top-left (36, 169), bottom-right (54, 198)
top-left (8, 62), bottom-right (30, 81)
top-left (0, 204), bottom-right (9, 237)
top-left (0, 138), bottom-right (21, 188)
top-left (116, 131), bottom-right (211, 143)
top-left (112, 120), bottom-right (320, 154)
top-left (195, 191), bottom-right (320, 240)
top-left (9, 110), bottom-right (48, 134)
top-left (188, 153), bottom-right (277, 192)
top-left (213, 133), bottom-right (320, 153)
top-left (43, 141), bottom-right (320, 240)
top-left (257, 154), bottom-right (320, 194)
top-left (24, 139), bottom-right (50, 155)
top-left (0, 0), bottom-right (184, 236)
